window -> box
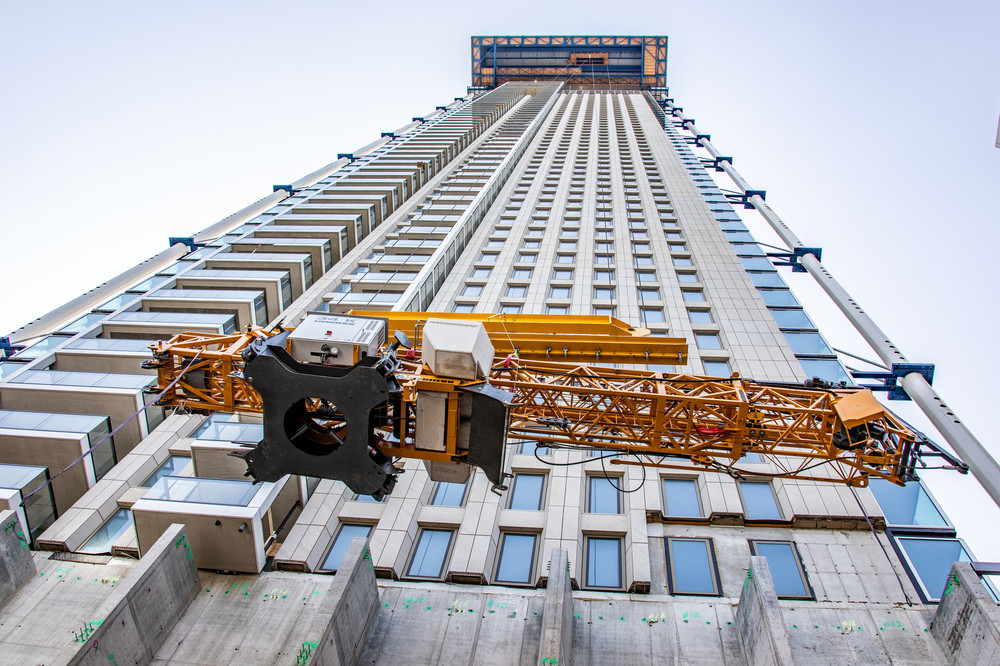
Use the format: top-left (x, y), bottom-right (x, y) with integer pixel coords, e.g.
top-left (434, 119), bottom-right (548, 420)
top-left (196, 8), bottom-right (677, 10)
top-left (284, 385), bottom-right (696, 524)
top-left (547, 306), bottom-right (568, 315)
top-left (480, 252), bottom-right (499, 264)
top-left (499, 304), bottom-right (521, 314)
top-left (454, 304), bottom-right (475, 313)
top-left (593, 306), bottom-right (615, 316)
top-left (406, 529), bottom-right (454, 579)
top-left (695, 334), bottom-right (722, 350)
top-left (896, 537), bottom-right (973, 601)
top-left (702, 360), bottom-right (730, 377)
top-left (559, 241), bottom-right (577, 250)
top-left (587, 476), bottom-right (622, 514)
top-left (672, 257), bottom-right (693, 267)
top-left (553, 269), bottom-right (573, 280)
top-left (689, 310), bottom-right (714, 324)
top-left (594, 287), bottom-right (614, 300)
top-left (759, 290), bottom-right (798, 307)
top-left (506, 286), bottom-right (527, 298)
top-left (508, 473), bottom-right (545, 510)
top-left (585, 537), bottom-right (623, 589)
top-left (634, 256), bottom-right (653, 266)
top-left (141, 455), bottom-right (192, 488)
top-left (749, 540), bottom-right (812, 599)
top-left (739, 482), bottom-right (782, 520)
top-left (638, 287), bottom-right (660, 301)
top-left (666, 538), bottom-right (721, 596)
top-left (462, 285), bottom-right (483, 297)
top-left (594, 269), bottom-right (615, 282)
top-left (769, 309), bottom-right (813, 328)
top-left (430, 481), bottom-right (469, 507)
top-left (78, 509), bottom-right (133, 554)
top-left (520, 442), bottom-right (550, 456)
top-left (495, 533), bottom-right (538, 585)
top-left (642, 308), bottom-right (665, 323)
top-left (320, 524), bottom-right (372, 572)
top-left (517, 253), bottom-right (536, 264)
top-left (472, 268), bottom-right (492, 278)
top-left (487, 240), bottom-right (505, 249)
top-left (782, 332), bottom-right (833, 355)
top-left (798, 359), bottom-right (851, 384)
top-left (522, 240), bottom-right (540, 249)
top-left (682, 290), bottom-right (706, 302)
top-left (636, 271), bottom-right (657, 283)
top-left (555, 254), bottom-right (575, 264)
top-left (678, 273), bottom-right (699, 283)
top-left (868, 479), bottom-right (947, 527)
top-left (550, 286), bottom-right (571, 299)
top-left (511, 268), bottom-right (533, 279)
top-left (663, 478), bottom-right (702, 517)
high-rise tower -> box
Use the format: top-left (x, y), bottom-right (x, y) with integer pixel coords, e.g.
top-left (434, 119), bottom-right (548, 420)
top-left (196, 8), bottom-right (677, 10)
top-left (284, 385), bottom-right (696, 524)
top-left (0, 35), bottom-right (997, 664)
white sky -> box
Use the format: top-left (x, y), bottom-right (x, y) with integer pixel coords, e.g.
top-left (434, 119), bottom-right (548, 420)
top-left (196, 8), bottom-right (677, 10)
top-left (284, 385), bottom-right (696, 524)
top-left (2, 1), bottom-right (999, 560)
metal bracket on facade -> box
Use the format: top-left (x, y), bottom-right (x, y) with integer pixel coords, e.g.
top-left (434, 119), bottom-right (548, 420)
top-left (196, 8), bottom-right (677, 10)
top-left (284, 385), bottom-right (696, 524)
top-left (712, 156), bottom-right (733, 171)
top-left (435, 105), bottom-right (448, 111)
top-left (168, 237), bottom-right (206, 253)
top-left (669, 106), bottom-right (684, 116)
top-left (689, 133), bottom-right (711, 145)
top-left (726, 189), bottom-right (767, 209)
top-left (381, 132), bottom-right (396, 139)
top-left (850, 363), bottom-right (936, 401)
top-left (337, 153), bottom-right (355, 161)
top-left (412, 117), bottom-right (425, 123)
top-left (765, 246), bottom-right (822, 273)
top-left (272, 185), bottom-right (299, 196)
top-left (0, 336), bottom-right (23, 360)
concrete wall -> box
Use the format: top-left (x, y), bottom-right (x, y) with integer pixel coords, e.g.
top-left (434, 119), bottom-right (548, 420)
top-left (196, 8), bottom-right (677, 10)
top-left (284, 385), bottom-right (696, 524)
top-left (735, 555), bottom-right (795, 665)
top-left (67, 523), bottom-right (199, 665)
top-left (0, 509), bottom-right (35, 608)
top-left (537, 548), bottom-right (573, 666)
top-left (311, 537), bottom-right (380, 666)
top-left (931, 561), bottom-right (1000, 664)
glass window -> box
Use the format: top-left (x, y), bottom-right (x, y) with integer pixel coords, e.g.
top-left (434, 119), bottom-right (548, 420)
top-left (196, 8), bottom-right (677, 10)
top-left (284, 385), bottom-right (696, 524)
top-left (320, 524), bottom-right (372, 572)
top-left (517, 253), bottom-right (536, 264)
top-left (749, 272), bottom-right (786, 288)
top-left (783, 332), bottom-right (833, 355)
top-left (740, 257), bottom-right (774, 271)
top-left (547, 306), bottom-right (568, 315)
top-left (682, 290), bottom-right (706, 303)
top-left (672, 257), bottom-right (693, 267)
top-left (638, 287), bottom-right (659, 301)
top-left (512, 268), bottom-right (533, 279)
top-left (508, 473), bottom-right (545, 510)
top-left (749, 540), bottom-right (812, 599)
top-left (695, 334), bottom-right (722, 350)
top-left (594, 287), bottom-right (614, 300)
top-left (430, 481), bottom-right (468, 507)
top-left (868, 480), bottom-right (947, 527)
top-left (555, 254), bottom-right (575, 264)
top-left (472, 268), bottom-right (492, 278)
top-left (141, 455), bottom-right (192, 488)
top-left (702, 360), bottom-right (730, 377)
top-left (495, 533), bottom-right (537, 585)
top-left (678, 273), bottom-right (699, 283)
top-left (585, 537), bottom-right (622, 589)
top-left (663, 479), bottom-right (702, 517)
top-left (897, 537), bottom-right (973, 601)
top-left (739, 482), bottom-right (782, 520)
top-left (462, 285), bottom-right (483, 297)
top-left (593, 306), bottom-right (615, 316)
top-left (636, 271), bottom-right (657, 283)
top-left (144, 476), bottom-right (258, 506)
top-left (769, 309), bottom-right (814, 329)
top-left (520, 442), bottom-right (550, 456)
top-left (642, 308), bottom-right (665, 323)
top-left (78, 508), bottom-right (133, 554)
top-left (454, 304), bottom-right (475, 313)
top-left (559, 241), bottom-right (577, 250)
top-left (587, 476), bottom-right (622, 514)
top-left (499, 304), bottom-right (521, 314)
top-left (553, 269), bottom-right (573, 280)
top-left (798, 358), bottom-right (852, 384)
top-left (406, 529), bottom-right (454, 579)
top-left (506, 286), bottom-right (527, 298)
top-left (689, 310), bottom-right (714, 324)
top-left (522, 240), bottom-right (540, 249)
top-left (759, 290), bottom-right (799, 307)
top-left (635, 256), bottom-right (653, 266)
top-left (193, 414), bottom-right (263, 445)
top-left (666, 538), bottom-right (721, 595)
top-left (550, 286), bottom-right (571, 299)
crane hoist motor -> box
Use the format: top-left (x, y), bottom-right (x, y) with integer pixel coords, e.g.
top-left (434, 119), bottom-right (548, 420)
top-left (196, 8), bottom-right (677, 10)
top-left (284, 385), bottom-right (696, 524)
top-left (236, 313), bottom-right (513, 499)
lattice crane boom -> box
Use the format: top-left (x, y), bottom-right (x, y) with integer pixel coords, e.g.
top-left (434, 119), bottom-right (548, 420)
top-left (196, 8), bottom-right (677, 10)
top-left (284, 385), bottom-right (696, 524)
top-left (142, 313), bottom-right (965, 499)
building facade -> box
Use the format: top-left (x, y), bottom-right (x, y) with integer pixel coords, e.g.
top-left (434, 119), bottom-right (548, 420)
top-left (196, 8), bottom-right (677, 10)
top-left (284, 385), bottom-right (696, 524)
top-left (0, 35), bottom-right (997, 665)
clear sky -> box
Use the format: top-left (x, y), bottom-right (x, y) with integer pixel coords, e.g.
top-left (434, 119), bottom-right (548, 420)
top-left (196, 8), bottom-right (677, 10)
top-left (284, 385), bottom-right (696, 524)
top-left (2, 1), bottom-right (999, 559)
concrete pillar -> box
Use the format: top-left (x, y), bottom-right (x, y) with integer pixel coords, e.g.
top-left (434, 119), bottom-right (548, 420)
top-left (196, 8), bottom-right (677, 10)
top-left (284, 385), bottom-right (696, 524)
top-left (735, 555), bottom-right (795, 666)
top-left (0, 509), bottom-right (35, 607)
top-left (312, 537), bottom-right (379, 666)
top-left (538, 548), bottom-right (573, 666)
top-left (931, 561), bottom-right (1000, 664)
top-left (68, 523), bottom-right (200, 665)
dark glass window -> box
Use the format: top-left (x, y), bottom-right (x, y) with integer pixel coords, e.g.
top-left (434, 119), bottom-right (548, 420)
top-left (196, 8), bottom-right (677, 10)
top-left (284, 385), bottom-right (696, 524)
top-left (749, 540), bottom-right (812, 599)
top-left (495, 533), bottom-right (537, 584)
top-left (663, 479), bottom-right (702, 517)
top-left (431, 481), bottom-right (468, 507)
top-left (666, 538), bottom-right (721, 595)
top-left (321, 524), bottom-right (372, 572)
top-left (406, 529), bottom-right (454, 579)
top-left (739, 482), bottom-right (782, 520)
top-left (508, 474), bottom-right (545, 510)
top-left (587, 476), bottom-right (622, 514)
top-left (585, 537), bottom-right (622, 589)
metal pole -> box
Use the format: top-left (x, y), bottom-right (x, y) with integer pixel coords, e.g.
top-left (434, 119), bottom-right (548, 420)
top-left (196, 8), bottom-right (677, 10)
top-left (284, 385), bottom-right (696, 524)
top-left (661, 100), bottom-right (1000, 506)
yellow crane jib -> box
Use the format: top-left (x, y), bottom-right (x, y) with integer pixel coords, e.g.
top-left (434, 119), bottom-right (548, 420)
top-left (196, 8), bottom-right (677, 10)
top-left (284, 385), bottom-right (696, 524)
top-left (141, 313), bottom-right (963, 498)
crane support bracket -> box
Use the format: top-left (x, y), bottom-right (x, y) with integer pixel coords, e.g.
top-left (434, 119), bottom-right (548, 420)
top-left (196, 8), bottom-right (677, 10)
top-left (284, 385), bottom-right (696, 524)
top-left (851, 363), bottom-right (935, 401)
top-left (766, 246), bottom-right (822, 273)
top-left (272, 185), bottom-right (299, 196)
top-left (0, 337), bottom-right (23, 360)
top-left (168, 237), bottom-right (205, 253)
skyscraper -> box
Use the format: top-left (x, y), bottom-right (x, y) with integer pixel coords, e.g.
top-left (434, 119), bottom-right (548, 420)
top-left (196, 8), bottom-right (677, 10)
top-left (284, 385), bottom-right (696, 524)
top-left (0, 35), bottom-right (997, 664)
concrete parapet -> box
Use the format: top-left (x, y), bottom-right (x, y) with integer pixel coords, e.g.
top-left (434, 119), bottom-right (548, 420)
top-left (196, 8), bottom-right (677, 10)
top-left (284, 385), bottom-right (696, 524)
top-left (735, 555), bottom-right (795, 666)
top-left (68, 523), bottom-right (199, 665)
top-left (311, 537), bottom-right (379, 666)
top-left (931, 561), bottom-right (1000, 664)
top-left (0, 509), bottom-right (35, 607)
top-left (538, 548), bottom-right (573, 666)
